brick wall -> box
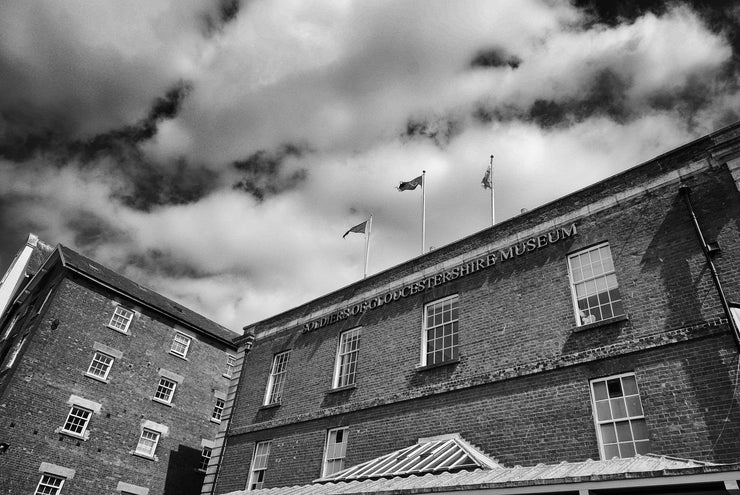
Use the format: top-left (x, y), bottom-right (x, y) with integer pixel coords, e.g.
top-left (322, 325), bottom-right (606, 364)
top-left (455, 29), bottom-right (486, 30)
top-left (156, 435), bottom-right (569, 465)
top-left (217, 334), bottom-right (740, 491)
top-left (216, 158), bottom-right (740, 491)
top-left (0, 271), bottom-right (235, 495)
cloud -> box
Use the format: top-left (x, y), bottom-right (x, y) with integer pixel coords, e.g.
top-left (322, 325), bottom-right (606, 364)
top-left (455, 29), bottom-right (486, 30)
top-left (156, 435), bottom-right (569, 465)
top-left (2, 1), bottom-right (740, 333)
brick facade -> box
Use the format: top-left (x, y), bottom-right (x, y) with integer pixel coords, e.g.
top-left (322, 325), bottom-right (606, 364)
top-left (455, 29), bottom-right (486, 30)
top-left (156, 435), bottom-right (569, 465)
top-left (0, 249), bottom-right (237, 495)
top-left (214, 124), bottom-right (740, 493)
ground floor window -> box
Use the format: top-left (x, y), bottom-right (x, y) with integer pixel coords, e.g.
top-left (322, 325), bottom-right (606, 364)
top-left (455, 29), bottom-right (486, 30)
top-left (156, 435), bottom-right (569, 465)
top-left (590, 372), bottom-right (650, 458)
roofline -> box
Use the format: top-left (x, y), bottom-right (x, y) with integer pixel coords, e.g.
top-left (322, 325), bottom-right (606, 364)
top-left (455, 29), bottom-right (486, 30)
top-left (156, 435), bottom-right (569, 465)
top-left (243, 120), bottom-right (740, 333)
top-left (62, 261), bottom-right (236, 348)
top-left (19, 245), bottom-right (235, 348)
top-left (411, 467), bottom-right (740, 495)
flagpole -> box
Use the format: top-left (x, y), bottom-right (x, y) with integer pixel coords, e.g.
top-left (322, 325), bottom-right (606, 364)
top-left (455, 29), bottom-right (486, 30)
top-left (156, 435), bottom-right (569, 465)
top-left (421, 170), bottom-right (426, 253)
top-left (363, 214), bottom-right (372, 278)
top-left (489, 155), bottom-right (495, 226)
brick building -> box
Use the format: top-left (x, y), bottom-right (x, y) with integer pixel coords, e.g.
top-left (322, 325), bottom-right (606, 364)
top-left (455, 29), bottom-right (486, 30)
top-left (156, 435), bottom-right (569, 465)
top-left (210, 122), bottom-right (740, 494)
top-left (0, 243), bottom-right (238, 495)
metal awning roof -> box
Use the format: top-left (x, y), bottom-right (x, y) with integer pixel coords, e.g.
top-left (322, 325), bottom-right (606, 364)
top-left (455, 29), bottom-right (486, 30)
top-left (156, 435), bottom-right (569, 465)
top-left (314, 434), bottom-right (500, 482)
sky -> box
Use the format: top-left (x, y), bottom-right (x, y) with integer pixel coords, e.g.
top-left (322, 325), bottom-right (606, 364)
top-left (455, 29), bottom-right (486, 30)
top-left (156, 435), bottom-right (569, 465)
top-left (1, 0), bottom-right (740, 334)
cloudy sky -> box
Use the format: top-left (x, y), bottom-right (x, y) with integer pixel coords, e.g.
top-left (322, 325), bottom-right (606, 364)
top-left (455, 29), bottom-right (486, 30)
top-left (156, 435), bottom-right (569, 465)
top-left (1, 0), bottom-right (739, 333)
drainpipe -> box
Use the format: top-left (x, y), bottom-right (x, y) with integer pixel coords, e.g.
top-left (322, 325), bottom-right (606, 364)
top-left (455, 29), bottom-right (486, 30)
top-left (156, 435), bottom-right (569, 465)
top-left (679, 185), bottom-right (740, 350)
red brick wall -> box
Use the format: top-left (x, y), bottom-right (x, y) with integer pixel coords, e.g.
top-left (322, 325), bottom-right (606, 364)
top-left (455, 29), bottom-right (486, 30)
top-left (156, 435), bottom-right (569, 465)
top-left (217, 161), bottom-right (740, 492)
top-left (0, 272), bottom-right (235, 495)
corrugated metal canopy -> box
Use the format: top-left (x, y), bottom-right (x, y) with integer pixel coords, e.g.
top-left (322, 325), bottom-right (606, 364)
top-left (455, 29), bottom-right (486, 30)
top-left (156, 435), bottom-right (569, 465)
top-left (315, 435), bottom-right (500, 482)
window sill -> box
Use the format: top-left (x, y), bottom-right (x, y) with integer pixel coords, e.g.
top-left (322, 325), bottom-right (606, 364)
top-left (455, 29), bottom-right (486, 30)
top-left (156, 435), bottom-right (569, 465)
top-left (258, 402), bottom-right (281, 410)
top-left (56, 428), bottom-right (89, 441)
top-left (151, 397), bottom-right (174, 408)
top-left (131, 451), bottom-right (158, 462)
top-left (573, 314), bottom-right (629, 333)
top-left (106, 324), bottom-right (130, 335)
top-left (195, 468), bottom-right (207, 474)
top-left (168, 351), bottom-right (189, 361)
top-left (210, 418), bottom-right (222, 424)
top-left (415, 358), bottom-right (460, 372)
top-left (84, 372), bottom-right (109, 384)
top-left (222, 373), bottom-right (232, 379)
top-left (326, 384), bottom-right (356, 394)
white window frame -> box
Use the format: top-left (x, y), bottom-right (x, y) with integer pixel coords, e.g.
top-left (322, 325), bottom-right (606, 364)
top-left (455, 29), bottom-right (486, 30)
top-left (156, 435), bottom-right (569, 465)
top-left (199, 446), bottom-right (213, 471)
top-left (108, 306), bottom-right (134, 333)
top-left (212, 397), bottom-right (225, 422)
top-left (322, 427), bottom-right (349, 477)
top-left (35, 473), bottom-right (65, 495)
top-left (247, 441), bottom-right (271, 490)
top-left (224, 353), bottom-right (237, 378)
top-left (263, 351), bottom-right (290, 405)
top-left (590, 372), bottom-right (650, 459)
top-left (420, 295), bottom-right (460, 367)
top-left (333, 328), bottom-right (361, 388)
top-left (153, 377), bottom-right (177, 404)
top-left (60, 405), bottom-right (93, 439)
top-left (86, 351), bottom-right (114, 381)
top-left (135, 428), bottom-right (161, 459)
top-left (567, 243), bottom-right (625, 326)
top-left (170, 332), bottom-right (192, 358)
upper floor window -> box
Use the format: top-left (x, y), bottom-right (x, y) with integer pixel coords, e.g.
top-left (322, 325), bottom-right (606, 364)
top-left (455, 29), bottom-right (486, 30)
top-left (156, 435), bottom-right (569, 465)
top-left (568, 243), bottom-right (624, 326)
top-left (87, 352), bottom-right (114, 381)
top-left (35, 474), bottom-right (65, 495)
top-left (135, 429), bottom-right (161, 459)
top-left (421, 295), bottom-right (459, 367)
top-left (333, 328), bottom-right (361, 388)
top-left (154, 377), bottom-right (177, 404)
top-left (212, 398), bottom-right (225, 422)
top-left (263, 351), bottom-right (290, 405)
top-left (170, 332), bottom-right (191, 358)
top-left (224, 353), bottom-right (237, 377)
top-left (247, 441), bottom-right (271, 490)
top-left (590, 373), bottom-right (650, 459)
top-left (109, 306), bottom-right (134, 333)
top-left (61, 405), bottom-right (92, 439)
top-left (200, 446), bottom-right (213, 471)
top-left (322, 427), bottom-right (348, 477)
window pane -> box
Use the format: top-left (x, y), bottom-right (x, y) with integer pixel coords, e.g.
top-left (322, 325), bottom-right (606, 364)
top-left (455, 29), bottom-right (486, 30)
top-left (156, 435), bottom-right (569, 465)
top-left (600, 423), bottom-right (617, 443)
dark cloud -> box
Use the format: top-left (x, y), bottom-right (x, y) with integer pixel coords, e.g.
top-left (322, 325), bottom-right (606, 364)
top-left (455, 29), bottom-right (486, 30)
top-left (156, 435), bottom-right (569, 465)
top-left (575, 0), bottom-right (740, 59)
top-left (232, 144), bottom-right (309, 202)
top-left (114, 158), bottom-right (221, 212)
top-left (402, 116), bottom-right (462, 147)
top-left (470, 48), bottom-right (521, 69)
top-left (68, 81), bottom-right (192, 163)
top-left (200, 0), bottom-right (242, 37)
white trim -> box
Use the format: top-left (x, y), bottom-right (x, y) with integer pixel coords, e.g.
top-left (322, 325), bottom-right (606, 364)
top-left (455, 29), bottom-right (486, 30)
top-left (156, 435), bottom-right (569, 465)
top-left (141, 419), bottom-right (169, 436)
top-left (322, 427), bottom-right (349, 477)
top-left (38, 462), bottom-right (75, 479)
top-left (157, 368), bottom-right (184, 383)
top-left (92, 341), bottom-right (123, 359)
top-left (263, 351), bottom-right (290, 406)
top-left (170, 331), bottom-right (192, 358)
top-left (332, 328), bottom-right (361, 389)
top-left (116, 481), bottom-right (149, 495)
top-left (247, 441), bottom-right (271, 491)
top-left (419, 294), bottom-right (460, 367)
top-left (589, 372), bottom-right (648, 460)
top-left (66, 395), bottom-right (102, 414)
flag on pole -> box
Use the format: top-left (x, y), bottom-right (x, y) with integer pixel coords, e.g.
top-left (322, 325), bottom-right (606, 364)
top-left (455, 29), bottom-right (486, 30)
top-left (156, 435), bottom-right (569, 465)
top-left (343, 220), bottom-right (368, 238)
top-left (397, 175), bottom-right (423, 191)
top-left (481, 166), bottom-right (492, 190)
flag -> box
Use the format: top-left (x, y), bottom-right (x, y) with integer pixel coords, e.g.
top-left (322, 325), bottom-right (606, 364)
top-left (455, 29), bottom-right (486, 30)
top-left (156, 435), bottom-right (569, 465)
top-left (481, 166), bottom-right (492, 190)
top-left (397, 175), bottom-right (423, 191)
top-left (343, 220), bottom-right (368, 238)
